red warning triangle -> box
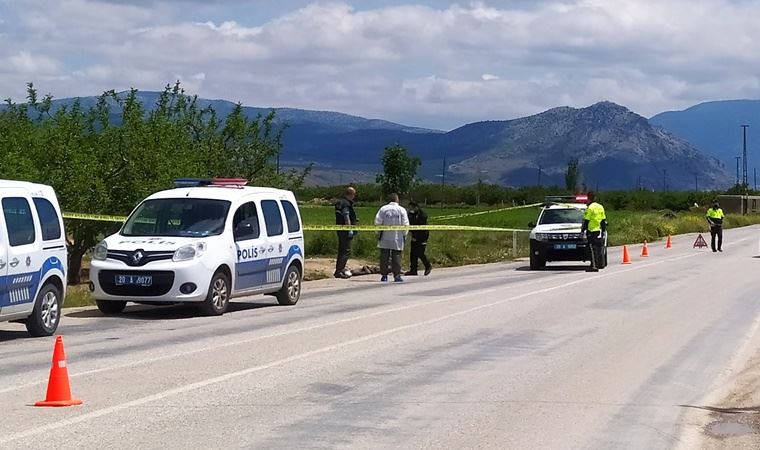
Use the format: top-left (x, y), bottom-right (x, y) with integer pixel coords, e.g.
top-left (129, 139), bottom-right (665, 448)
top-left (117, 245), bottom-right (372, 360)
top-left (693, 234), bottom-right (709, 249)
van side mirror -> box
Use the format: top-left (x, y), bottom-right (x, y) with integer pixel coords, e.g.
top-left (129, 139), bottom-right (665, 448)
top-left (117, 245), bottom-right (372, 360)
top-left (528, 222), bottom-right (536, 228)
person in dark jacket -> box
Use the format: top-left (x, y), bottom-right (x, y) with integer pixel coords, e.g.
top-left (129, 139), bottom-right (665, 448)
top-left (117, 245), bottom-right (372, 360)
top-left (405, 201), bottom-right (432, 276)
top-left (334, 186), bottom-right (357, 278)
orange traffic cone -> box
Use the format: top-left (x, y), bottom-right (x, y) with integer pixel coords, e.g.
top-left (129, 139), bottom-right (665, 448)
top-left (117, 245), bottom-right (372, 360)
top-left (641, 241), bottom-right (650, 257)
top-left (666, 235), bottom-right (673, 249)
top-left (622, 245), bottom-right (632, 264)
top-left (35, 336), bottom-right (83, 407)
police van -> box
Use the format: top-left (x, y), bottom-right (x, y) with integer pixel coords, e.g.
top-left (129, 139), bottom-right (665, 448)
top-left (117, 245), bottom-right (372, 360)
top-left (528, 195), bottom-right (607, 270)
top-left (89, 178), bottom-right (305, 316)
top-left (0, 180), bottom-right (68, 336)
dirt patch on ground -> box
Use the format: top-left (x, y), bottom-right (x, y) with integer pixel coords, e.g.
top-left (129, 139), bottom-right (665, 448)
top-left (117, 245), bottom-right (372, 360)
top-left (679, 355), bottom-right (760, 449)
top-left (303, 257), bottom-right (378, 281)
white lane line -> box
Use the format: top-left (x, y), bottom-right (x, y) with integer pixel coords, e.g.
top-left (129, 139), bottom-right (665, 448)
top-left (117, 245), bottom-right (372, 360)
top-left (0, 252), bottom-right (703, 445)
top-left (0, 247), bottom-right (708, 396)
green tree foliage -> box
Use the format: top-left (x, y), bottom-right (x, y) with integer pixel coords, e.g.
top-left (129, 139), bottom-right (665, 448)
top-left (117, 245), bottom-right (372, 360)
top-left (376, 144), bottom-right (421, 197)
top-left (565, 158), bottom-right (582, 192)
top-left (0, 82), bottom-right (305, 284)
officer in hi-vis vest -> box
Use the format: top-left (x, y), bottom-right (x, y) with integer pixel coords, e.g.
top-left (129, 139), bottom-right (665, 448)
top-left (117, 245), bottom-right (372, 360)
top-left (581, 192), bottom-right (607, 273)
top-left (706, 201), bottom-right (725, 252)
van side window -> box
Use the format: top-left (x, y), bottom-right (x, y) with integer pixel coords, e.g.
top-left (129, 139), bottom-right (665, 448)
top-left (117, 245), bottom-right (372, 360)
top-left (33, 198), bottom-right (62, 241)
top-left (281, 200), bottom-right (301, 233)
top-left (261, 200), bottom-right (284, 237)
top-left (3, 197), bottom-right (36, 246)
top-left (232, 202), bottom-right (260, 241)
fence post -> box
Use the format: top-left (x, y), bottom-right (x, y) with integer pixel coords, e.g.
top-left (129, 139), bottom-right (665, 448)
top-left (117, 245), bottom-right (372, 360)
top-left (512, 231), bottom-right (518, 258)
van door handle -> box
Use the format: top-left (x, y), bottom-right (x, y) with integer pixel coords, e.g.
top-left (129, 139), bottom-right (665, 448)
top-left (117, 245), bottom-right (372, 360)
top-left (9, 258), bottom-right (19, 268)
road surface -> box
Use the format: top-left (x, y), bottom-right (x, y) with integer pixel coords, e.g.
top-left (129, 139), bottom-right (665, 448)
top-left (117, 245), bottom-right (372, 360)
top-left (2, 227), bottom-right (760, 449)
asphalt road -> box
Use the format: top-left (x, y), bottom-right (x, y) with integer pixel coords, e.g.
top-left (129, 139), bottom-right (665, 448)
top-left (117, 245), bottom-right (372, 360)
top-left (2, 227), bottom-right (760, 449)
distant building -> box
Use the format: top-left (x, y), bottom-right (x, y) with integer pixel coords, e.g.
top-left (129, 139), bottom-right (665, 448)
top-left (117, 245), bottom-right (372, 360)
top-left (717, 195), bottom-right (760, 214)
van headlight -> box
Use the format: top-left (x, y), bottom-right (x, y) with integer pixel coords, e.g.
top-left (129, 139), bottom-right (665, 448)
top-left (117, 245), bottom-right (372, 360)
top-left (93, 241), bottom-right (108, 261)
top-left (533, 233), bottom-right (548, 241)
top-left (173, 242), bottom-right (207, 262)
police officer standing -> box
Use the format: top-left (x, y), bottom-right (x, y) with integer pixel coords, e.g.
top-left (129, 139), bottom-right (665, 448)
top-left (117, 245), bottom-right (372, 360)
top-left (334, 186), bottom-right (357, 279)
top-left (405, 201), bottom-right (432, 276)
top-left (581, 191), bottom-right (607, 273)
top-left (706, 201), bottom-right (725, 252)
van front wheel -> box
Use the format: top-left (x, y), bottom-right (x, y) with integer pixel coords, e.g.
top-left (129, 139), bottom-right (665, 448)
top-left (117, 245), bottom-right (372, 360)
top-left (25, 284), bottom-right (62, 337)
top-left (200, 272), bottom-right (230, 316)
top-left (276, 265), bottom-right (302, 306)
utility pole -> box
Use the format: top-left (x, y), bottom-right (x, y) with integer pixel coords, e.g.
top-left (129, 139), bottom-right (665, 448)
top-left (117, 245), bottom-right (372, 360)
top-left (735, 156), bottom-right (742, 186)
top-left (537, 164), bottom-right (542, 187)
top-left (694, 172), bottom-right (698, 192)
top-left (755, 167), bottom-right (757, 191)
top-left (663, 169), bottom-right (668, 192)
top-left (440, 156), bottom-right (446, 209)
top-left (742, 125), bottom-right (749, 191)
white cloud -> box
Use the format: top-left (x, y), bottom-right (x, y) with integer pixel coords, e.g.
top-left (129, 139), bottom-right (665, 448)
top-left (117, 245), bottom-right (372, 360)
top-left (2, 0), bottom-right (760, 129)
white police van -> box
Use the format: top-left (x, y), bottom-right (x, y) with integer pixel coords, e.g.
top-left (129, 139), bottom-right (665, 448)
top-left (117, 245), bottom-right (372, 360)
top-left (0, 180), bottom-right (68, 336)
top-left (89, 178), bottom-right (305, 316)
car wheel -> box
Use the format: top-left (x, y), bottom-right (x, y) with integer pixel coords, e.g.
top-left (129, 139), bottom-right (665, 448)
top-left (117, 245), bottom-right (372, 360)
top-left (276, 265), bottom-right (302, 306)
top-left (200, 271), bottom-right (230, 316)
top-left (529, 254), bottom-right (546, 270)
top-left (96, 300), bottom-right (127, 315)
top-left (25, 284), bottom-right (62, 337)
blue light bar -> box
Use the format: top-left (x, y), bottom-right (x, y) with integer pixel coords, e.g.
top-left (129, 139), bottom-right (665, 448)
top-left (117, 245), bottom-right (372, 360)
top-left (174, 178), bottom-right (212, 187)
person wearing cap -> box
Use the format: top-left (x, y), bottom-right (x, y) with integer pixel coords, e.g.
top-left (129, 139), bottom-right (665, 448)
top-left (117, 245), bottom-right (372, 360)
top-left (706, 201), bottom-right (725, 252)
top-left (581, 191), bottom-right (607, 272)
top-left (374, 193), bottom-right (409, 282)
top-left (334, 186), bottom-right (357, 278)
top-left (405, 201), bottom-right (432, 276)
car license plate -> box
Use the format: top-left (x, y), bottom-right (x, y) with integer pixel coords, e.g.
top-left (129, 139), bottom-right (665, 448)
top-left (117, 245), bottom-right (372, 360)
top-left (115, 274), bottom-right (153, 287)
top-left (554, 243), bottom-right (577, 250)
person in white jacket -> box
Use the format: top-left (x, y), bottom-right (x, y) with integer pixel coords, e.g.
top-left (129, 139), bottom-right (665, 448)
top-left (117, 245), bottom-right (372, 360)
top-left (374, 193), bottom-right (410, 282)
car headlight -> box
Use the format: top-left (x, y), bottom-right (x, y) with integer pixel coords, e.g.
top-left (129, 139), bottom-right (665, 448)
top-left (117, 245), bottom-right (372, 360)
top-left (173, 242), bottom-right (208, 262)
top-left (93, 241), bottom-right (108, 261)
top-left (534, 233), bottom-right (548, 241)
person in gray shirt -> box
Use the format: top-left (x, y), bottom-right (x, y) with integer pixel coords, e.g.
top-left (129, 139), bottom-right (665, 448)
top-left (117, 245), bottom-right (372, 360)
top-left (374, 193), bottom-right (409, 282)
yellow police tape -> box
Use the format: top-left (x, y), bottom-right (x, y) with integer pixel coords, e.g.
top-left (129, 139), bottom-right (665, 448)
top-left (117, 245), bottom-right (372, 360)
top-left (430, 203), bottom-right (542, 221)
top-left (62, 212), bottom-right (529, 232)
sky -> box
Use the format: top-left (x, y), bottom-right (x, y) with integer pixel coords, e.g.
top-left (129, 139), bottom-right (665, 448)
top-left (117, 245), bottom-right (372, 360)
top-left (1, 0), bottom-right (760, 130)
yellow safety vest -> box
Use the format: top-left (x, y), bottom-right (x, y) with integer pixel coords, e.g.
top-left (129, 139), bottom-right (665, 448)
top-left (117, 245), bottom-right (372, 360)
top-left (706, 208), bottom-right (724, 220)
top-left (584, 202), bottom-right (606, 232)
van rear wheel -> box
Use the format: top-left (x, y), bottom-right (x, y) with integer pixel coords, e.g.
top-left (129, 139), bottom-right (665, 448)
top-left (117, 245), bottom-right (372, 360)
top-left (276, 265), bottom-right (302, 306)
top-left (25, 284), bottom-right (62, 337)
top-left (96, 300), bottom-right (127, 315)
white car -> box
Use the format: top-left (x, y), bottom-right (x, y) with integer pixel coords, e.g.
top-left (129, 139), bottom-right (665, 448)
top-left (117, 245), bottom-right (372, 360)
top-left (0, 180), bottom-right (68, 336)
top-left (89, 179), bottom-right (305, 316)
top-left (528, 195), bottom-right (607, 270)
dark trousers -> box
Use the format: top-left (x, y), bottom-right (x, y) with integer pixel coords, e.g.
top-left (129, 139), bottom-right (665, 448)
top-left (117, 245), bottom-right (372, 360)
top-left (710, 226), bottom-right (723, 251)
top-left (587, 231), bottom-right (604, 269)
top-left (380, 249), bottom-right (402, 277)
top-left (335, 231), bottom-right (352, 275)
top-left (409, 240), bottom-right (431, 273)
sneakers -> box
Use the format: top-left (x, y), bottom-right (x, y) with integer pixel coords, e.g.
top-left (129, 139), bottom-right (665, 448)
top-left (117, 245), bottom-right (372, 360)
top-left (394, 276), bottom-right (404, 283)
top-left (424, 266), bottom-right (432, 276)
top-left (380, 275), bottom-right (388, 282)
top-left (334, 270), bottom-right (352, 279)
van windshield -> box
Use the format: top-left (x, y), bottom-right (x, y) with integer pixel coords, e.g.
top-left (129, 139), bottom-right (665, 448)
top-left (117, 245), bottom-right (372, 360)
top-left (539, 208), bottom-right (585, 225)
top-left (122, 198), bottom-right (231, 237)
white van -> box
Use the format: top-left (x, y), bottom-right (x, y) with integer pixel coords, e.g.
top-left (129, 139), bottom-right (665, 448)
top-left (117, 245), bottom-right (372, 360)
top-left (89, 178), bottom-right (305, 316)
top-left (0, 180), bottom-right (68, 336)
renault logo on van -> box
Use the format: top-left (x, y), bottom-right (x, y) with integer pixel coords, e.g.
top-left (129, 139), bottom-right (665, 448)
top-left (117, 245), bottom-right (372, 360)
top-left (131, 250), bottom-right (145, 265)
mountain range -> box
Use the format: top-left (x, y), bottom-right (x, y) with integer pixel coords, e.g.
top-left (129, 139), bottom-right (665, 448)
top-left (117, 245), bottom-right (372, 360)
top-left (39, 92), bottom-right (752, 190)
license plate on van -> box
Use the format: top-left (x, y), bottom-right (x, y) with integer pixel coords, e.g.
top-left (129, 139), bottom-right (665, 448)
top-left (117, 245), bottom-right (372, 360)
top-left (115, 275), bottom-right (153, 287)
top-left (554, 243), bottom-right (577, 250)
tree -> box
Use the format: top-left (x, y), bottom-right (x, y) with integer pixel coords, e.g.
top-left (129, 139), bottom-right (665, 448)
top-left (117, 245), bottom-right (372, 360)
top-left (376, 144), bottom-right (421, 197)
top-left (565, 158), bottom-right (582, 192)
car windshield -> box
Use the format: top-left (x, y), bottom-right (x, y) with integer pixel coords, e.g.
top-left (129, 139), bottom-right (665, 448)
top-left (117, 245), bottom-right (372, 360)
top-left (122, 198), bottom-right (231, 237)
top-left (539, 208), bottom-right (584, 225)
